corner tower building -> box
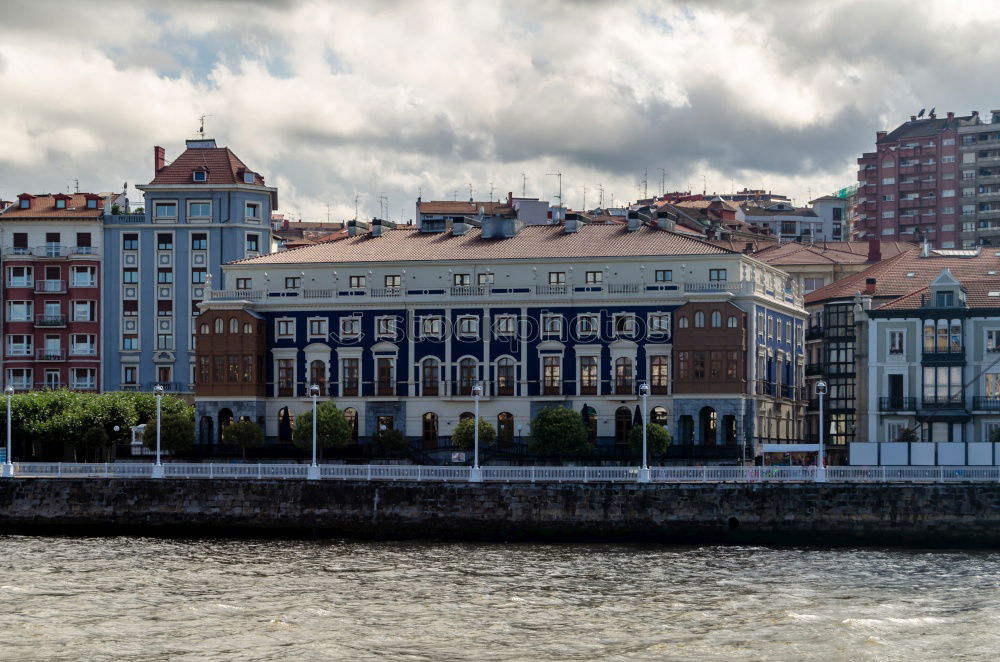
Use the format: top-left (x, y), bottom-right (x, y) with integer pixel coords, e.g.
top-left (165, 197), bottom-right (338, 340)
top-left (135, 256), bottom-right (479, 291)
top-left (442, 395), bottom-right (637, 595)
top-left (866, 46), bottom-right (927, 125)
top-left (102, 139), bottom-right (277, 394)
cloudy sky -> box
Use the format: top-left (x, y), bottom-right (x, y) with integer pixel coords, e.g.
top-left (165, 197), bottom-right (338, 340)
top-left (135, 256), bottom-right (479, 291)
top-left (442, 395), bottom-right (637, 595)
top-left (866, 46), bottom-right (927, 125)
top-left (1, 0), bottom-right (998, 221)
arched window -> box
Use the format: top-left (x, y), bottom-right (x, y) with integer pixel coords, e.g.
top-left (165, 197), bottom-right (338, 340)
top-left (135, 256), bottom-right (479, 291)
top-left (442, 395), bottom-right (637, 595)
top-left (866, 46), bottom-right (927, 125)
top-left (458, 358), bottom-right (477, 395)
top-left (694, 311), bottom-right (705, 328)
top-left (217, 408), bottom-right (234, 444)
top-left (728, 315), bottom-right (737, 328)
top-left (459, 411), bottom-right (475, 423)
top-left (422, 358), bottom-right (439, 396)
top-left (277, 407), bottom-right (294, 443)
top-left (422, 412), bottom-right (438, 449)
top-left (700, 407), bottom-right (717, 445)
top-left (650, 355), bottom-right (668, 393)
top-left (243, 323), bottom-right (253, 334)
top-left (614, 357), bottom-right (633, 394)
top-left (200, 323), bottom-right (209, 334)
top-left (229, 317), bottom-right (238, 333)
top-left (580, 356), bottom-right (598, 395)
top-left (497, 412), bottom-right (514, 447)
top-left (496, 358), bottom-right (515, 396)
top-left (711, 311), bottom-right (721, 327)
top-left (309, 360), bottom-right (326, 396)
top-left (214, 317), bottom-right (223, 333)
top-left (679, 317), bottom-right (689, 329)
top-left (344, 407), bottom-right (358, 443)
top-left (615, 406), bottom-right (632, 445)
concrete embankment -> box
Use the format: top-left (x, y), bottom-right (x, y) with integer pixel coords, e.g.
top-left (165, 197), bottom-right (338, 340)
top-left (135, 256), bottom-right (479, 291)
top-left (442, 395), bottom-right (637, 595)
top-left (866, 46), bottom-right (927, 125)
top-left (1, 479), bottom-right (999, 547)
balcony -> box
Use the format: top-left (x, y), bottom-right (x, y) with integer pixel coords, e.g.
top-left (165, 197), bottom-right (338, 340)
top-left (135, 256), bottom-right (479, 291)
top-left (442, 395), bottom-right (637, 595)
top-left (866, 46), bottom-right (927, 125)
top-left (805, 325), bottom-right (823, 341)
top-left (684, 281), bottom-right (745, 294)
top-left (805, 363), bottom-right (824, 376)
top-left (450, 286), bottom-right (485, 296)
top-left (144, 381), bottom-right (187, 392)
top-left (35, 279), bottom-right (66, 293)
top-left (899, 198), bottom-right (920, 209)
top-left (369, 287), bottom-right (402, 298)
top-left (35, 349), bottom-right (65, 361)
top-left (35, 314), bottom-right (66, 327)
top-left (209, 289), bottom-right (265, 301)
top-left (973, 397), bottom-right (1000, 411)
top-left (607, 283), bottom-right (641, 294)
top-left (536, 284), bottom-right (568, 295)
top-left (758, 380), bottom-right (777, 397)
top-left (921, 350), bottom-right (965, 365)
top-left (879, 396), bottom-right (916, 412)
top-left (70, 345), bottom-right (97, 356)
top-left (921, 396), bottom-right (965, 410)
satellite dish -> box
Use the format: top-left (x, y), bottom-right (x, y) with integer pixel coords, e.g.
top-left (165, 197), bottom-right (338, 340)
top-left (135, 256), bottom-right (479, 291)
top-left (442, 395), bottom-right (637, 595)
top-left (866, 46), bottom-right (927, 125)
top-left (917, 108), bottom-right (925, 118)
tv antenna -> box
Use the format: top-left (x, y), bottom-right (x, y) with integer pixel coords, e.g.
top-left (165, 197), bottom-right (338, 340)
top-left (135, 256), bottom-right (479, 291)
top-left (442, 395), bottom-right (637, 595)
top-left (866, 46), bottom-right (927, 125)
top-left (467, 183), bottom-right (474, 200)
top-left (642, 168), bottom-right (648, 199)
top-left (546, 172), bottom-right (563, 208)
top-left (198, 114), bottom-right (213, 137)
top-left (657, 168), bottom-right (666, 196)
top-left (582, 185), bottom-right (587, 211)
top-left (521, 172), bottom-right (527, 197)
top-left (353, 194), bottom-right (359, 221)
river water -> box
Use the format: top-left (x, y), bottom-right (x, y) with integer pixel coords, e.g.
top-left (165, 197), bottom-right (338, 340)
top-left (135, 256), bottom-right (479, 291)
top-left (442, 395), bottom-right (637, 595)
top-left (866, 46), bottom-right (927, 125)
top-left (0, 537), bottom-right (997, 661)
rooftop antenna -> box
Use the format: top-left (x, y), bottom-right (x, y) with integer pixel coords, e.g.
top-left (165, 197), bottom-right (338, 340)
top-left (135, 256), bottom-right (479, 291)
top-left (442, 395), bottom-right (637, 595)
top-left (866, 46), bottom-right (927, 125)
top-left (198, 114), bottom-right (213, 137)
top-left (546, 172), bottom-right (563, 208)
top-left (353, 194), bottom-right (359, 221)
top-left (598, 184), bottom-right (604, 208)
top-left (658, 168), bottom-right (666, 196)
top-left (917, 108), bottom-right (926, 118)
top-left (642, 168), bottom-right (648, 199)
top-left (74, 178), bottom-right (79, 194)
top-left (489, 181), bottom-right (494, 202)
top-left (326, 203), bottom-right (330, 224)
top-left (521, 172), bottom-right (527, 197)
top-left (702, 173), bottom-right (707, 196)
top-left (467, 183), bottom-right (474, 201)
top-left (582, 185), bottom-right (587, 211)
top-left (453, 190), bottom-right (458, 201)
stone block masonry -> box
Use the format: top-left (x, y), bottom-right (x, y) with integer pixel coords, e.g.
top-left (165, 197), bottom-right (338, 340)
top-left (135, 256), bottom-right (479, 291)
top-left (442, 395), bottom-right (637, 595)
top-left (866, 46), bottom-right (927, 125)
top-left (2, 479), bottom-right (1000, 547)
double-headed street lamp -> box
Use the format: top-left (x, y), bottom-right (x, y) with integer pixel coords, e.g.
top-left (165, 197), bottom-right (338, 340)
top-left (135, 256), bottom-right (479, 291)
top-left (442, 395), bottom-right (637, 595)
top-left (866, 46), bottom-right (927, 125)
top-left (638, 382), bottom-right (650, 483)
top-left (470, 383), bottom-right (483, 482)
top-left (3, 385), bottom-right (14, 478)
top-left (152, 384), bottom-right (164, 478)
top-left (308, 384), bottom-right (320, 480)
top-left (816, 380), bottom-right (828, 483)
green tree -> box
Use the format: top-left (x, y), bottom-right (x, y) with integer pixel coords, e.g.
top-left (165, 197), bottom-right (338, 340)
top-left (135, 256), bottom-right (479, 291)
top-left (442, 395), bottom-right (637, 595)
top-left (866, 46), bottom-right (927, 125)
top-left (451, 417), bottom-right (496, 450)
top-left (371, 428), bottom-right (408, 456)
top-left (529, 407), bottom-right (590, 457)
top-left (629, 424), bottom-right (673, 460)
top-left (79, 427), bottom-right (110, 462)
top-left (221, 420), bottom-right (265, 458)
top-left (142, 412), bottom-right (195, 453)
top-left (292, 402), bottom-right (350, 458)
top-left (896, 426), bottom-right (919, 443)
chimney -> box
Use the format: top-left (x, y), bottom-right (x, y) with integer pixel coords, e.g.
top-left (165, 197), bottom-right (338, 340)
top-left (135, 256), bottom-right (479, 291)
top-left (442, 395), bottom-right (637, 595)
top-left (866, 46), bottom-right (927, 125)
top-left (867, 236), bottom-right (881, 262)
top-left (508, 191), bottom-right (513, 206)
top-left (910, 115), bottom-right (917, 122)
top-left (865, 278), bottom-right (877, 295)
top-left (626, 211), bottom-right (640, 231)
top-left (744, 242), bottom-right (754, 254)
top-left (154, 146), bottom-right (165, 174)
top-left (564, 214), bottom-right (579, 233)
top-left (453, 219), bottom-right (468, 235)
top-left (921, 239), bottom-right (930, 257)
top-left (876, 131), bottom-right (887, 140)
top-left (947, 111), bottom-right (954, 120)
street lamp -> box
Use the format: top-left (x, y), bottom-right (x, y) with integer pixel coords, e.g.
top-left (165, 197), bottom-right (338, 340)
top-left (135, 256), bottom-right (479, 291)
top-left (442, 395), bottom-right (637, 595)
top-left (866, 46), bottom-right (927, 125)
top-left (308, 384), bottom-right (320, 480)
top-left (471, 383), bottom-right (483, 482)
top-left (815, 380), bottom-right (828, 483)
top-left (152, 384), bottom-right (164, 478)
top-left (638, 383), bottom-right (650, 482)
top-left (3, 385), bottom-right (14, 478)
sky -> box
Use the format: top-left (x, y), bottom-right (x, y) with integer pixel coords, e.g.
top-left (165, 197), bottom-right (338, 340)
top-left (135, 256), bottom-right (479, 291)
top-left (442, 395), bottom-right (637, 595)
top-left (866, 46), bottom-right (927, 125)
top-left (1, 0), bottom-right (999, 222)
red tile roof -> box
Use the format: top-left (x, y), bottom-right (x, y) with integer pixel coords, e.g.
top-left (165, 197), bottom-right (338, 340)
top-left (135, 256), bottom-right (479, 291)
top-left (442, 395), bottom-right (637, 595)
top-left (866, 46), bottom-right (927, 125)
top-left (754, 241), bottom-right (917, 267)
top-left (149, 145), bottom-right (266, 187)
top-left (418, 200), bottom-right (513, 216)
top-left (0, 193), bottom-right (105, 219)
top-left (230, 223), bottom-right (733, 266)
top-left (805, 249), bottom-right (1000, 304)
top-left (876, 279), bottom-right (1000, 310)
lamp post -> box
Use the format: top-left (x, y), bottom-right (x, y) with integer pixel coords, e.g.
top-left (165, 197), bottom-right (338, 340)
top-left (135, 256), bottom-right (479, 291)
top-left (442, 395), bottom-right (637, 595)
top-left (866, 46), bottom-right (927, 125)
top-left (638, 383), bottom-right (650, 482)
top-left (308, 384), bottom-right (320, 480)
top-left (471, 383), bottom-right (483, 482)
top-left (816, 380), bottom-right (827, 483)
top-left (152, 384), bottom-right (164, 478)
top-left (3, 385), bottom-right (14, 478)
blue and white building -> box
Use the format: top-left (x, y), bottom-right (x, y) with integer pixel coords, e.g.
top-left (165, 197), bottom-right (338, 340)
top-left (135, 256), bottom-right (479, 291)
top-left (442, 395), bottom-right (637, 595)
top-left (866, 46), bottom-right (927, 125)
top-left (102, 139), bottom-right (276, 393)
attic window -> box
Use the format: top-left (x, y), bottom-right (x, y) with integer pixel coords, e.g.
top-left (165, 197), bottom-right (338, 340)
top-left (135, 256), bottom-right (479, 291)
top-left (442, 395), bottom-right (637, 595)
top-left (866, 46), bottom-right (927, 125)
top-left (905, 272), bottom-right (916, 278)
top-left (55, 198), bottom-right (66, 209)
top-left (86, 199), bottom-right (97, 209)
top-left (243, 172), bottom-right (254, 184)
top-left (193, 170), bottom-right (207, 182)
top-left (989, 292), bottom-right (1000, 297)
top-left (19, 198), bottom-right (29, 209)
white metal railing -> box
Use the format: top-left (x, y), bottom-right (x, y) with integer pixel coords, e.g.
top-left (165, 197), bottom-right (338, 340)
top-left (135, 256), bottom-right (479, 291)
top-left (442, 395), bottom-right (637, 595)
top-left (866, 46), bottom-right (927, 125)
top-left (9, 463), bottom-right (1000, 483)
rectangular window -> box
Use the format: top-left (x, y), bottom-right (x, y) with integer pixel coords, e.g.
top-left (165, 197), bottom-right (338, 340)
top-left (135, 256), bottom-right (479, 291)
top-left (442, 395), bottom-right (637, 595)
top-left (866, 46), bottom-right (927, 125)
top-left (453, 273), bottom-right (470, 286)
top-left (12, 233), bottom-right (27, 252)
top-left (585, 271), bottom-right (602, 284)
top-left (122, 334), bottom-right (138, 350)
top-left (577, 314), bottom-right (598, 335)
top-left (70, 334), bottom-right (96, 355)
top-left (655, 269), bottom-right (672, 282)
top-left (693, 351), bottom-right (706, 379)
top-left (122, 300), bottom-right (138, 317)
top-left (458, 316), bottom-right (479, 337)
top-left (342, 358), bottom-right (359, 396)
top-left (153, 202), bottom-right (177, 219)
top-left (384, 274), bottom-right (401, 288)
top-left (495, 315), bottom-right (515, 336)
top-left (889, 330), bottom-right (904, 355)
top-left (71, 266), bottom-right (96, 287)
top-left (188, 201), bottom-right (211, 218)
top-left (156, 334), bottom-right (173, 350)
top-left (276, 319), bottom-right (296, 338)
top-left (72, 301), bottom-right (95, 322)
top-left (236, 278), bottom-right (252, 290)
top-left (614, 314), bottom-right (635, 335)
top-left (548, 272), bottom-right (565, 285)
top-left (308, 318), bottom-right (328, 339)
top-left (76, 232), bottom-right (91, 248)
top-left (123, 366), bottom-right (138, 385)
top-left (341, 317), bottom-right (361, 337)
top-left (709, 269), bottom-right (727, 281)
top-left (882, 177), bottom-right (895, 185)
top-left (122, 233), bottom-right (138, 250)
top-left (6, 368), bottom-right (31, 389)
top-left (477, 273), bottom-right (494, 286)
top-left (191, 268), bottom-right (207, 284)
top-left (420, 316), bottom-right (442, 338)
top-left (156, 300), bottom-right (173, 317)
top-left (542, 315), bottom-right (562, 336)
top-left (987, 330), bottom-right (1000, 352)
top-left (277, 359), bottom-right (294, 397)
top-left (942, 189), bottom-right (956, 198)
top-left (349, 275), bottom-right (365, 289)
top-left (376, 316), bottom-right (395, 338)
top-left (6, 301), bottom-right (31, 322)
top-left (191, 233), bottom-right (207, 250)
top-left (245, 202), bottom-right (261, 220)
top-left (123, 268), bottom-right (138, 284)
top-left (542, 356), bottom-right (561, 395)
top-left (157, 268), bottom-right (173, 284)
top-left (942, 155), bottom-right (956, 163)
top-left (7, 266), bottom-right (32, 287)
top-left (245, 234), bottom-right (260, 253)
top-left (156, 233), bottom-right (173, 250)
top-left (6, 335), bottom-right (31, 356)
top-left (284, 276), bottom-right (301, 289)
top-left (650, 314), bottom-right (670, 334)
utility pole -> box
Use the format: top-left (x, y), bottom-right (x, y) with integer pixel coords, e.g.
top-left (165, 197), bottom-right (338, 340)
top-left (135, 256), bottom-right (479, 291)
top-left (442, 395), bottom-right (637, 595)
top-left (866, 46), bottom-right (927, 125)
top-left (546, 172), bottom-right (563, 209)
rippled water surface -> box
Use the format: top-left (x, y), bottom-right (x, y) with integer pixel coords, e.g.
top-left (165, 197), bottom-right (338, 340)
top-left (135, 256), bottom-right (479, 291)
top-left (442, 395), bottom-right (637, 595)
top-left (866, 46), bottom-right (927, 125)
top-left (1, 537), bottom-right (998, 661)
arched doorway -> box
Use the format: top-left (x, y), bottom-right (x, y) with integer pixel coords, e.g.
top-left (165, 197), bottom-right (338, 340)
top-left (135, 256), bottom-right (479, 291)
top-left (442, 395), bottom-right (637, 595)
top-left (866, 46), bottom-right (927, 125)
top-left (218, 408), bottom-right (234, 443)
top-left (678, 415), bottom-right (694, 444)
top-left (199, 415), bottom-right (214, 445)
top-left (497, 412), bottom-right (514, 448)
top-left (277, 407), bottom-right (293, 442)
top-left (700, 407), bottom-right (717, 446)
top-left (614, 406), bottom-right (632, 446)
top-left (722, 415), bottom-right (737, 444)
top-left (344, 407), bottom-right (358, 443)
top-left (422, 412), bottom-right (438, 450)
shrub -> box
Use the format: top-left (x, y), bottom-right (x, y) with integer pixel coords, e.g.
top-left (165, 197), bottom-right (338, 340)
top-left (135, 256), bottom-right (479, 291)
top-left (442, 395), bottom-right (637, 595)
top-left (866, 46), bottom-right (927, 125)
top-left (529, 407), bottom-right (589, 457)
top-left (292, 402), bottom-right (350, 457)
top-left (221, 420), bottom-right (265, 458)
top-left (142, 412), bottom-right (195, 452)
top-left (629, 424), bottom-right (673, 459)
top-left (452, 417), bottom-right (496, 450)
top-left (895, 426), bottom-right (919, 443)
top-left (371, 428), bottom-right (408, 455)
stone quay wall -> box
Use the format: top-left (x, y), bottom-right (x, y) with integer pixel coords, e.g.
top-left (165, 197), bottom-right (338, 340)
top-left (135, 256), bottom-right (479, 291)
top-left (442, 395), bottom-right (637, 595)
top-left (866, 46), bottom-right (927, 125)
top-left (1, 479), bottom-right (1000, 547)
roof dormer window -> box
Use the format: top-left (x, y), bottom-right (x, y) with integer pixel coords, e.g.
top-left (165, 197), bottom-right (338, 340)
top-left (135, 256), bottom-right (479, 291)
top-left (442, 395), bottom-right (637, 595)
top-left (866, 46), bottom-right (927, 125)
top-left (243, 172), bottom-right (254, 184)
top-left (19, 199), bottom-right (29, 209)
top-left (86, 199), bottom-right (97, 209)
top-left (55, 199), bottom-right (66, 209)
top-left (53, 193), bottom-right (71, 210)
top-left (193, 170), bottom-right (207, 182)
